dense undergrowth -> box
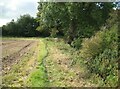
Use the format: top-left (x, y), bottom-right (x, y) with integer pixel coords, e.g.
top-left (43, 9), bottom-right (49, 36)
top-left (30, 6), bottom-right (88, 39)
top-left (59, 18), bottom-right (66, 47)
top-left (79, 25), bottom-right (118, 87)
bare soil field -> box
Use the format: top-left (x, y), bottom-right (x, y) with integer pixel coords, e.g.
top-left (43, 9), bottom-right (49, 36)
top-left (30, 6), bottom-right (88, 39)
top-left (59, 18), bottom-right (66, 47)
top-left (1, 38), bottom-right (41, 87)
top-left (2, 40), bottom-right (33, 70)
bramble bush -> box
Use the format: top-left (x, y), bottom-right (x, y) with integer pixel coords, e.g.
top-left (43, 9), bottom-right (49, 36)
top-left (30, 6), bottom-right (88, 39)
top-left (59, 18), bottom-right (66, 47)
top-left (71, 37), bottom-right (82, 49)
top-left (80, 25), bottom-right (118, 86)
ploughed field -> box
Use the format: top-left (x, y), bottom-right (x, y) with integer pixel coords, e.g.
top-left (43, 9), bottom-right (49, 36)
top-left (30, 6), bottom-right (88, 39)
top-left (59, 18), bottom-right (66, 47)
top-left (1, 38), bottom-right (41, 87)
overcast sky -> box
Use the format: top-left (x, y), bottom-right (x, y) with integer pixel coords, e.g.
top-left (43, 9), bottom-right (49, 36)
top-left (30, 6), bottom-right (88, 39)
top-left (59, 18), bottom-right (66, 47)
top-left (0, 0), bottom-right (39, 26)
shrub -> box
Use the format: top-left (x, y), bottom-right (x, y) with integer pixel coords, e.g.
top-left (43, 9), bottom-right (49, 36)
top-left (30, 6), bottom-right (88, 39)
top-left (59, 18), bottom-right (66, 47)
top-left (80, 31), bottom-right (103, 61)
top-left (80, 25), bottom-right (118, 60)
top-left (50, 28), bottom-right (58, 37)
top-left (80, 25), bottom-right (118, 86)
top-left (71, 38), bottom-right (82, 49)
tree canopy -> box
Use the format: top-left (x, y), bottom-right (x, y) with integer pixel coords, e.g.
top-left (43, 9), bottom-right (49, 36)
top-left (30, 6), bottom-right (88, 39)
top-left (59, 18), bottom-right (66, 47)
top-left (36, 2), bottom-right (115, 44)
top-left (2, 14), bottom-right (39, 37)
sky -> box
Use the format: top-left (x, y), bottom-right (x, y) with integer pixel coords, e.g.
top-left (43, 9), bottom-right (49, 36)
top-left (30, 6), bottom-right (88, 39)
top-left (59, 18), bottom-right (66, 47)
top-left (0, 0), bottom-right (39, 26)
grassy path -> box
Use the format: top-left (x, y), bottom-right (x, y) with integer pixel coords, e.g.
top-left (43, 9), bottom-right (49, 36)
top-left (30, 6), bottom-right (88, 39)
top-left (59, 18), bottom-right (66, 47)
top-left (26, 39), bottom-right (49, 87)
top-left (43, 38), bottom-right (97, 87)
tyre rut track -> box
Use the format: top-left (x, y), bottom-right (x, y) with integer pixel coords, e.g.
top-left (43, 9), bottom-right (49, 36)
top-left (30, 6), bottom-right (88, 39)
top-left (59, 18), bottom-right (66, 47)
top-left (11, 41), bottom-right (40, 87)
top-left (2, 40), bottom-right (27, 48)
top-left (2, 40), bottom-right (32, 58)
top-left (0, 40), bottom-right (20, 46)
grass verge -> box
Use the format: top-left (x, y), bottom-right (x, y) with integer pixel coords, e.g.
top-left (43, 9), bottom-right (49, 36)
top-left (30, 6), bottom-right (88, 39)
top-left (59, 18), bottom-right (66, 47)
top-left (43, 38), bottom-right (95, 87)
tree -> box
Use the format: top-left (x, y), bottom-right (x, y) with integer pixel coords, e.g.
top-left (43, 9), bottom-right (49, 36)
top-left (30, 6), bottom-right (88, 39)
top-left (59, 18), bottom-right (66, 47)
top-left (2, 14), bottom-right (39, 37)
top-left (16, 14), bottom-right (39, 37)
top-left (37, 2), bottom-right (115, 45)
top-left (2, 19), bottom-right (17, 36)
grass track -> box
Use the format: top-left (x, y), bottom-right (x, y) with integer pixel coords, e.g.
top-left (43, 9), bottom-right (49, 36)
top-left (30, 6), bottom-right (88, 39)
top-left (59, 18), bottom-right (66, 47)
top-left (42, 38), bottom-right (96, 87)
top-left (26, 39), bottom-right (49, 87)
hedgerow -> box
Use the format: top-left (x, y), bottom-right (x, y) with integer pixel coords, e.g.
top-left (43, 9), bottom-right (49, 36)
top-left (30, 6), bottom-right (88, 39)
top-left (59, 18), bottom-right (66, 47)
top-left (80, 25), bottom-right (118, 86)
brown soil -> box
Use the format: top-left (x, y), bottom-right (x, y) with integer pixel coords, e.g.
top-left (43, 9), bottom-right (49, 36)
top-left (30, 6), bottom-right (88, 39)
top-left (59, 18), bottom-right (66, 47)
top-left (2, 40), bottom-right (39, 75)
top-left (0, 40), bottom-right (19, 46)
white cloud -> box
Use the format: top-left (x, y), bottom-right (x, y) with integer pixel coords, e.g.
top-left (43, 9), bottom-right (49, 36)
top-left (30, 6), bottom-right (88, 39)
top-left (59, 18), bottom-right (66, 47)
top-left (0, 2), bottom-right (4, 6)
top-left (0, 19), bottom-right (12, 27)
top-left (6, 0), bottom-right (19, 11)
top-left (0, 0), bottom-right (39, 26)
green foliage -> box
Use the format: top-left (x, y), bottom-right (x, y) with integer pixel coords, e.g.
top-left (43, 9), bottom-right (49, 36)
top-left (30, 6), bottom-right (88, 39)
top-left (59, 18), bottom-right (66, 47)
top-left (2, 14), bottom-right (39, 37)
top-left (36, 26), bottom-right (50, 37)
top-left (37, 2), bottom-right (114, 44)
top-left (80, 25), bottom-right (118, 86)
top-left (71, 38), bottom-right (82, 49)
top-left (50, 28), bottom-right (58, 37)
top-left (80, 31), bottom-right (103, 60)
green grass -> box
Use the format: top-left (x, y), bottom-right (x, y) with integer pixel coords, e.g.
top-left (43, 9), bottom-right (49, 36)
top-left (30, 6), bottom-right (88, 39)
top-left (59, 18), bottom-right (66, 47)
top-left (27, 40), bottom-right (49, 87)
top-left (43, 38), bottom-right (94, 87)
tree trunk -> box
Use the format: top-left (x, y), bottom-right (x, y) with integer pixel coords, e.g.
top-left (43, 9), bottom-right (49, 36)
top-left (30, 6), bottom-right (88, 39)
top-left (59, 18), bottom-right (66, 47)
top-left (67, 19), bottom-right (76, 45)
